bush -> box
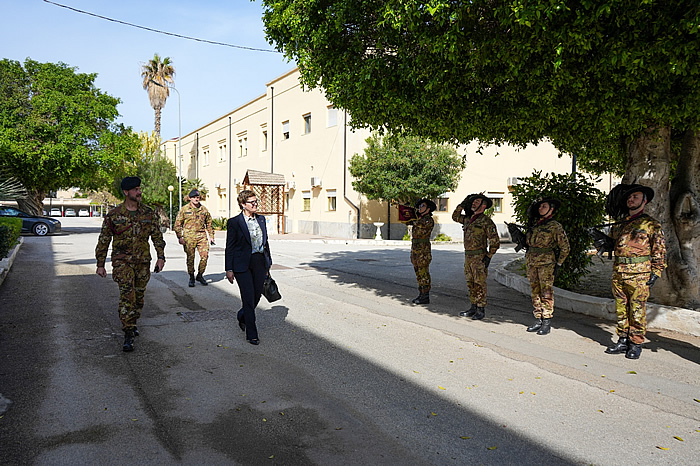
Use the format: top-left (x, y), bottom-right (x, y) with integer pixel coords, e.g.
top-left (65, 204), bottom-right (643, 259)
top-left (0, 217), bottom-right (22, 259)
top-left (433, 233), bottom-right (452, 242)
top-left (509, 171), bottom-right (607, 288)
top-left (211, 217), bottom-right (228, 231)
top-left (403, 231), bottom-right (411, 241)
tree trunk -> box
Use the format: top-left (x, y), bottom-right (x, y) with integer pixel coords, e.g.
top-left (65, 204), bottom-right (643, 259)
top-left (154, 106), bottom-right (162, 137)
top-left (624, 126), bottom-right (700, 309)
top-left (16, 189), bottom-right (45, 216)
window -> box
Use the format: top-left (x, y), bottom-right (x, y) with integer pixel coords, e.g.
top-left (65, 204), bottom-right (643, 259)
top-left (303, 113), bottom-right (311, 134)
top-left (327, 189), bottom-right (337, 211)
top-left (261, 124), bottom-right (268, 152)
top-left (202, 148), bottom-right (210, 166)
top-left (488, 192), bottom-right (504, 213)
top-left (437, 198), bottom-right (448, 212)
top-left (302, 191), bottom-right (311, 211)
top-left (237, 133), bottom-right (248, 158)
top-left (282, 121), bottom-right (290, 140)
top-left (327, 106), bottom-right (338, 127)
top-left (218, 141), bottom-right (227, 163)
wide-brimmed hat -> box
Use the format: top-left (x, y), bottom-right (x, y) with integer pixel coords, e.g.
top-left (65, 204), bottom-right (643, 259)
top-left (528, 197), bottom-right (561, 217)
top-left (415, 198), bottom-right (437, 213)
top-left (464, 193), bottom-right (493, 210)
top-left (620, 184), bottom-right (654, 205)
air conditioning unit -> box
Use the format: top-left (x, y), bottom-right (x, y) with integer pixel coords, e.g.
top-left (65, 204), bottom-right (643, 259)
top-left (215, 183), bottom-right (221, 188)
top-left (507, 177), bottom-right (522, 186)
top-left (286, 181), bottom-right (296, 190)
top-left (311, 177), bottom-right (322, 188)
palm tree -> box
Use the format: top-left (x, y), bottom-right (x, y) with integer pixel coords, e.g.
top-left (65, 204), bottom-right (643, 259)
top-left (141, 53), bottom-right (175, 136)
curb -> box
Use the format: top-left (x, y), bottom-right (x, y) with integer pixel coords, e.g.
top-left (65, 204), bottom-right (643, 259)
top-left (0, 237), bottom-right (23, 287)
top-left (493, 261), bottom-right (700, 338)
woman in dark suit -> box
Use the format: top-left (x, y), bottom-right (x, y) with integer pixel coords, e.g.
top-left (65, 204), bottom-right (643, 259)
top-left (225, 190), bottom-right (271, 345)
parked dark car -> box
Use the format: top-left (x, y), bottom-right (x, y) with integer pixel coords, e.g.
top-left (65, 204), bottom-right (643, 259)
top-left (0, 206), bottom-right (62, 236)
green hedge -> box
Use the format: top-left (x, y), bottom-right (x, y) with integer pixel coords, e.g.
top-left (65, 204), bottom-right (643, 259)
top-left (0, 217), bottom-right (22, 260)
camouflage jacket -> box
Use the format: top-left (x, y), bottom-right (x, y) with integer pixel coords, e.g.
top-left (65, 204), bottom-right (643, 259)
top-left (452, 207), bottom-right (500, 257)
top-left (610, 213), bottom-right (666, 275)
top-left (409, 214), bottom-right (434, 248)
top-left (525, 218), bottom-right (570, 267)
top-left (174, 203), bottom-right (215, 240)
top-left (95, 203), bottom-right (166, 267)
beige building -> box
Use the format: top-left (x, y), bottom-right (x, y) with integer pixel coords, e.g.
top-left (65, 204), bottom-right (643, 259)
top-left (161, 68), bottom-right (617, 240)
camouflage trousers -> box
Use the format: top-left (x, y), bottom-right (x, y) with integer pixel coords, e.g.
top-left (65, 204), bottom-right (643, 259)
top-left (612, 271), bottom-right (650, 344)
top-left (464, 254), bottom-right (488, 307)
top-left (411, 245), bottom-right (432, 293)
top-left (526, 263), bottom-right (555, 319)
top-left (183, 234), bottom-right (210, 275)
top-left (112, 262), bottom-right (151, 330)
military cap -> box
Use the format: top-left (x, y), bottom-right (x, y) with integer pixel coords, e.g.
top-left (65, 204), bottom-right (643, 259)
top-left (415, 198), bottom-right (437, 213)
top-left (463, 193), bottom-right (493, 210)
top-left (620, 184), bottom-right (654, 205)
top-left (188, 189), bottom-right (201, 198)
top-left (120, 176), bottom-right (141, 191)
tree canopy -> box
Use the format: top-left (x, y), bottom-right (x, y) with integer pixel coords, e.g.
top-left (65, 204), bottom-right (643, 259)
top-left (141, 53), bottom-right (175, 137)
top-left (0, 58), bottom-right (139, 214)
top-left (349, 133), bottom-right (465, 205)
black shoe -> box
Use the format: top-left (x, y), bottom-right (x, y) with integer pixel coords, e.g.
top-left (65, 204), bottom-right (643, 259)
top-left (625, 343), bottom-right (642, 359)
top-left (196, 274), bottom-right (208, 286)
top-left (238, 320), bottom-right (246, 332)
top-left (247, 338), bottom-right (260, 345)
top-left (412, 293), bottom-right (430, 304)
top-left (133, 327), bottom-right (139, 337)
top-left (471, 307), bottom-right (485, 320)
top-left (537, 319), bottom-right (551, 335)
top-left (460, 304), bottom-right (478, 317)
top-left (122, 329), bottom-right (135, 352)
top-left (605, 337), bottom-right (629, 354)
top-left (188, 275), bottom-right (195, 287)
top-left (526, 319), bottom-right (543, 332)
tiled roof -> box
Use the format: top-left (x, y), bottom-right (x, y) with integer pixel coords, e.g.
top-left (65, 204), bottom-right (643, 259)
top-left (244, 169), bottom-right (285, 185)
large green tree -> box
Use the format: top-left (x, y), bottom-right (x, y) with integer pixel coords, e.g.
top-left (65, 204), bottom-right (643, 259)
top-left (263, 1), bottom-right (700, 308)
top-left (0, 58), bottom-right (138, 215)
top-left (141, 53), bottom-right (175, 137)
top-left (349, 133), bottom-right (464, 205)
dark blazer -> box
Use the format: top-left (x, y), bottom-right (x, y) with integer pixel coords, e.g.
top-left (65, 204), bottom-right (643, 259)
top-left (225, 212), bottom-right (271, 273)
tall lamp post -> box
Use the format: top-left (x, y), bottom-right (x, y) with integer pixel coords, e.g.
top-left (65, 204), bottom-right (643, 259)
top-left (150, 79), bottom-right (182, 210)
top-left (168, 185), bottom-right (174, 230)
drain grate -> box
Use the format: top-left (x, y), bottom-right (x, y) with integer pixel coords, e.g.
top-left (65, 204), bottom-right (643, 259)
top-left (177, 309), bottom-right (236, 322)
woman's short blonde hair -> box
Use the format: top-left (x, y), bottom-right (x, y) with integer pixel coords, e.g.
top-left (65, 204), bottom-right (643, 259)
top-left (237, 189), bottom-right (256, 209)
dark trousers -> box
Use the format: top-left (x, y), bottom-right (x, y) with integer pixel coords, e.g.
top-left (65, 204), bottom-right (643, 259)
top-left (235, 252), bottom-right (267, 340)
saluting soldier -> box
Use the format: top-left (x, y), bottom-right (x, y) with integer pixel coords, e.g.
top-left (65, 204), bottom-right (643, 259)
top-left (605, 184), bottom-right (666, 359)
top-left (95, 176), bottom-right (166, 352)
top-left (452, 193), bottom-right (500, 320)
top-left (524, 198), bottom-right (570, 335)
top-left (407, 198), bottom-right (436, 305)
top-left (174, 189), bottom-right (216, 287)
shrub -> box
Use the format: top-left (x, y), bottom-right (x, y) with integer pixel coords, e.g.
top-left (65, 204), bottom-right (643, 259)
top-left (402, 231), bottom-right (411, 241)
top-left (0, 217), bottom-right (22, 259)
top-left (509, 171), bottom-right (607, 288)
top-left (211, 217), bottom-right (228, 231)
top-left (433, 233), bottom-right (452, 242)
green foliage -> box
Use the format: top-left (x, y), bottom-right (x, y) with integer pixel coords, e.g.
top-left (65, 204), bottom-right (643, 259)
top-left (0, 218), bottom-right (22, 259)
top-left (433, 233), bottom-right (452, 242)
top-left (402, 231), bottom-right (411, 241)
top-left (0, 169), bottom-right (27, 201)
top-left (262, 1), bottom-right (699, 176)
top-left (0, 58), bottom-right (140, 213)
top-left (349, 133), bottom-right (464, 205)
top-left (510, 171), bottom-right (607, 288)
top-left (211, 217), bottom-right (228, 231)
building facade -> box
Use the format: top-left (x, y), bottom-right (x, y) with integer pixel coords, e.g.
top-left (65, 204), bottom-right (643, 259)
top-left (161, 68), bottom-right (617, 240)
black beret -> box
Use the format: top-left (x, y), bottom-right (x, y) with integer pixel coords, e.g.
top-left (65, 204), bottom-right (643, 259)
top-left (189, 189), bottom-right (201, 198)
top-left (120, 176), bottom-right (141, 191)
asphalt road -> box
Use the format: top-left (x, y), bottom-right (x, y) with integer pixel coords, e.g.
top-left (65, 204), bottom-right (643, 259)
top-left (1, 217), bottom-right (699, 465)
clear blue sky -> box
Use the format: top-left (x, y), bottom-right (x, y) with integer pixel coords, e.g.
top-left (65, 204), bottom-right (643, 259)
top-left (1, 0), bottom-right (294, 141)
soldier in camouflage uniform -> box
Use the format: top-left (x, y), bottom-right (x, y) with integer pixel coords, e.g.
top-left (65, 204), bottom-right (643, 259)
top-left (452, 193), bottom-right (500, 320)
top-left (407, 199), bottom-right (436, 305)
top-left (524, 198), bottom-right (570, 335)
top-left (174, 189), bottom-right (216, 287)
top-left (604, 184), bottom-right (666, 360)
top-left (95, 177), bottom-right (166, 352)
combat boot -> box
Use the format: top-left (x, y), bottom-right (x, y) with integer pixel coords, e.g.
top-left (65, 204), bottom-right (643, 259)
top-left (471, 307), bottom-right (486, 320)
top-left (537, 319), bottom-right (551, 335)
top-left (412, 293), bottom-right (430, 304)
top-left (122, 329), bottom-right (135, 352)
top-left (605, 337), bottom-right (629, 354)
top-left (625, 343), bottom-right (642, 359)
top-left (196, 273), bottom-right (208, 286)
top-left (188, 274), bottom-right (195, 287)
top-left (460, 303), bottom-right (478, 317)
top-left (527, 318), bottom-right (543, 332)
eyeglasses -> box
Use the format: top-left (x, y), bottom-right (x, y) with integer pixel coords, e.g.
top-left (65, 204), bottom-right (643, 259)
top-left (246, 200), bottom-right (259, 206)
